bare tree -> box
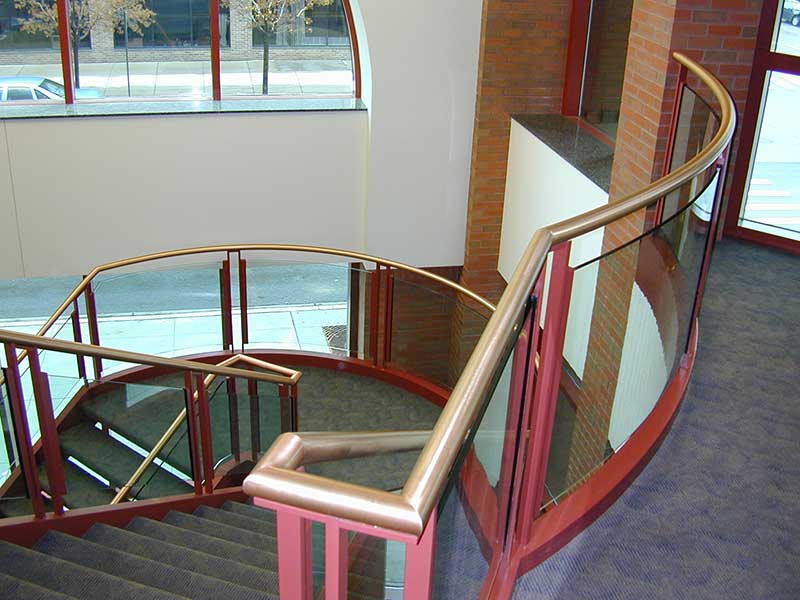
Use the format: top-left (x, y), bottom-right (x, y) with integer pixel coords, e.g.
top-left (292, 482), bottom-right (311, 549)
top-left (15, 0), bottom-right (155, 87)
top-left (225, 0), bottom-right (334, 94)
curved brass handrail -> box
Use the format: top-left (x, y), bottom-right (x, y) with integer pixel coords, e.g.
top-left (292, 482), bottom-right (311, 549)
top-left (111, 354), bottom-right (302, 504)
top-left (244, 52), bottom-right (738, 536)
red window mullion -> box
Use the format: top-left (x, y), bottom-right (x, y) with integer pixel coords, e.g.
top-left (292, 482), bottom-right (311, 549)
top-left (56, 0), bottom-right (74, 104)
top-left (210, 0), bottom-right (222, 100)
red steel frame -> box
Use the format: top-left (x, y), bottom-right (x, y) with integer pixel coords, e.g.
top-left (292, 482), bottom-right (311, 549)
top-left (70, 300), bottom-right (87, 380)
top-left (84, 282), bottom-right (103, 378)
top-left (55, 0), bottom-right (74, 104)
top-left (183, 373), bottom-right (204, 495)
top-left (724, 1), bottom-right (800, 254)
top-left (562, 0), bottom-right (592, 116)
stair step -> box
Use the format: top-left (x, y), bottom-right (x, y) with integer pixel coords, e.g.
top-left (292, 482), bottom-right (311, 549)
top-left (84, 524), bottom-right (279, 594)
top-left (0, 539), bottom-right (186, 600)
top-left (163, 510), bottom-right (277, 551)
top-left (39, 461), bottom-right (116, 509)
top-left (194, 504), bottom-right (277, 537)
top-left (225, 499), bottom-right (277, 522)
top-left (35, 530), bottom-right (275, 600)
top-left (126, 516), bottom-right (278, 571)
top-left (0, 571), bottom-right (78, 600)
top-left (59, 423), bottom-right (192, 500)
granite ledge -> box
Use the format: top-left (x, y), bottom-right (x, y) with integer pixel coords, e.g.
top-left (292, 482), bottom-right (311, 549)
top-left (512, 114), bottom-right (614, 193)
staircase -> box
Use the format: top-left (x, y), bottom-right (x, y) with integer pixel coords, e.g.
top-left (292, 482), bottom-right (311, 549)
top-left (0, 500), bottom-right (388, 599)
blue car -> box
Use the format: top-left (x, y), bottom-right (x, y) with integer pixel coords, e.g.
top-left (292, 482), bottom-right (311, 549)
top-left (0, 76), bottom-right (103, 102)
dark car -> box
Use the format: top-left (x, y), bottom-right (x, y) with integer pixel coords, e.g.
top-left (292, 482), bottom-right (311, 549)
top-left (782, 0), bottom-right (800, 27)
top-left (0, 77), bottom-right (103, 102)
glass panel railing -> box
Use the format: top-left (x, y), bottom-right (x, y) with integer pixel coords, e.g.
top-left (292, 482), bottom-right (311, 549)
top-left (388, 273), bottom-right (491, 391)
top-left (91, 261), bottom-right (225, 373)
top-left (542, 170), bottom-right (720, 510)
top-left (0, 374), bottom-right (37, 519)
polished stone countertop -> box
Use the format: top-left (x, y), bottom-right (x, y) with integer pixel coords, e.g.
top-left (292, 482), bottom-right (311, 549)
top-left (512, 114), bottom-right (614, 193)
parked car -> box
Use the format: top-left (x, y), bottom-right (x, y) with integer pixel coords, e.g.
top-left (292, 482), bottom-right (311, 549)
top-left (782, 0), bottom-right (800, 27)
top-left (0, 77), bottom-right (103, 102)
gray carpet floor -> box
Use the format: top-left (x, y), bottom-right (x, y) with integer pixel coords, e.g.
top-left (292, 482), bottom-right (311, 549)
top-left (512, 238), bottom-right (799, 598)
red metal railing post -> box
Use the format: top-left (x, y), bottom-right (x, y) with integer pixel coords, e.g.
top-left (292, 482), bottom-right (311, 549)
top-left (28, 351), bottom-right (67, 515)
top-left (70, 301), bottom-right (86, 380)
top-left (220, 258), bottom-right (234, 351)
top-left (55, 0), bottom-right (74, 103)
top-left (656, 63), bottom-right (690, 225)
top-left (248, 378), bottom-right (261, 455)
top-left (403, 508), bottom-right (437, 600)
top-left (2, 343), bottom-right (46, 518)
top-left (239, 256), bottom-right (249, 346)
top-left (382, 268), bottom-right (394, 366)
top-left (84, 283), bottom-right (102, 378)
top-left (227, 377), bottom-right (240, 462)
top-left (183, 372), bottom-right (204, 495)
top-left (271, 506), bottom-right (313, 600)
top-left (278, 383), bottom-right (294, 433)
top-left (369, 264), bottom-right (381, 366)
top-left (210, 0), bottom-right (222, 100)
top-left (195, 373), bottom-right (215, 494)
top-left (348, 262), bottom-right (362, 358)
top-left (518, 242), bottom-right (574, 541)
top-left (324, 521), bottom-right (349, 600)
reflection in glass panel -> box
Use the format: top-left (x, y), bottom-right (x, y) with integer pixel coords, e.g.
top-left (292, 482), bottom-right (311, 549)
top-left (580, 0), bottom-right (634, 139)
top-left (775, 0), bottom-right (800, 56)
top-left (220, 0), bottom-right (354, 97)
top-left (739, 70), bottom-right (800, 241)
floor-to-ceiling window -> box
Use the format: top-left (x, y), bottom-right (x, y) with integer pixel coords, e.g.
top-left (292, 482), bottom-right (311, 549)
top-left (726, 1), bottom-right (800, 250)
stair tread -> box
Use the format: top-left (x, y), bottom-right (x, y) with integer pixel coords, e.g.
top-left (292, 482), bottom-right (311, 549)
top-left (0, 571), bottom-right (79, 600)
top-left (0, 539), bottom-right (187, 600)
top-left (194, 504), bottom-right (277, 537)
top-left (59, 423), bottom-right (192, 500)
top-left (35, 530), bottom-right (277, 600)
top-left (86, 523), bottom-right (279, 593)
top-left (39, 461), bottom-right (116, 509)
top-left (126, 516), bottom-right (278, 571)
top-left (164, 510), bottom-right (277, 551)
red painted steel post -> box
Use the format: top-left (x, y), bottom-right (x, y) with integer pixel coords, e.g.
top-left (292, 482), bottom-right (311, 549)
top-left (382, 269), bottom-right (394, 366)
top-left (239, 256), bottom-right (249, 345)
top-left (227, 377), bottom-right (240, 462)
top-left (70, 303), bottom-right (86, 380)
top-left (348, 262), bottom-right (361, 358)
top-left (270, 506), bottom-right (313, 600)
top-left (195, 373), bottom-right (215, 494)
top-left (656, 63), bottom-right (689, 226)
top-left (55, 0), bottom-right (74, 103)
top-left (291, 383), bottom-right (299, 431)
top-left (518, 243), bottom-right (574, 542)
top-left (209, 0), bottom-right (222, 100)
top-left (369, 264), bottom-right (381, 366)
top-left (28, 352), bottom-right (67, 515)
top-left (84, 283), bottom-right (103, 378)
top-left (183, 373), bottom-right (204, 495)
top-left (325, 521), bottom-right (349, 600)
top-left (403, 508), bottom-right (437, 600)
top-left (2, 343), bottom-right (46, 518)
top-left (278, 384), bottom-right (292, 433)
top-left (220, 259), bottom-right (234, 351)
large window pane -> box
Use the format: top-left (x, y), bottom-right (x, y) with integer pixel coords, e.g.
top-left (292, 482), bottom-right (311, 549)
top-left (776, 0), bottom-right (800, 57)
top-left (220, 0), bottom-right (354, 97)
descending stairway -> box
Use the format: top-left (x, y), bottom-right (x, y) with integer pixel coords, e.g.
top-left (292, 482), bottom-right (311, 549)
top-left (0, 500), bottom-right (388, 599)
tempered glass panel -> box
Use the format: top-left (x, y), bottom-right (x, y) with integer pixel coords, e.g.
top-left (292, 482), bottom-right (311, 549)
top-left (739, 70), bottom-right (800, 242)
top-left (220, 0), bottom-right (354, 97)
top-left (0, 376), bottom-right (34, 519)
top-left (92, 261), bottom-right (225, 373)
top-left (543, 180), bottom-right (717, 510)
top-left (389, 275), bottom-right (490, 391)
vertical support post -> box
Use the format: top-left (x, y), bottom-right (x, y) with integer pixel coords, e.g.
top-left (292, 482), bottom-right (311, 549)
top-left (227, 377), bottom-right (240, 462)
top-left (28, 352), bottom-right (66, 515)
top-left (403, 508), bottom-right (437, 600)
top-left (279, 384), bottom-right (294, 432)
top-left (325, 521), bottom-right (349, 600)
top-left (657, 63), bottom-right (689, 225)
top-left (2, 344), bottom-right (45, 518)
top-left (271, 506), bottom-right (313, 600)
top-left (84, 282), bottom-right (102, 378)
top-left (368, 264), bottom-right (381, 365)
top-left (239, 256), bottom-right (249, 345)
top-left (248, 379), bottom-right (261, 455)
top-left (195, 373), bottom-right (215, 494)
top-left (184, 373), bottom-right (203, 495)
top-left (348, 262), bottom-right (361, 358)
top-left (382, 269), bottom-right (394, 366)
top-left (518, 243), bottom-right (574, 541)
top-left (55, 0), bottom-right (74, 103)
top-left (209, 0), bottom-right (222, 100)
top-left (291, 383), bottom-right (299, 432)
top-left (220, 258), bottom-right (234, 351)
top-left (70, 301), bottom-right (86, 380)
